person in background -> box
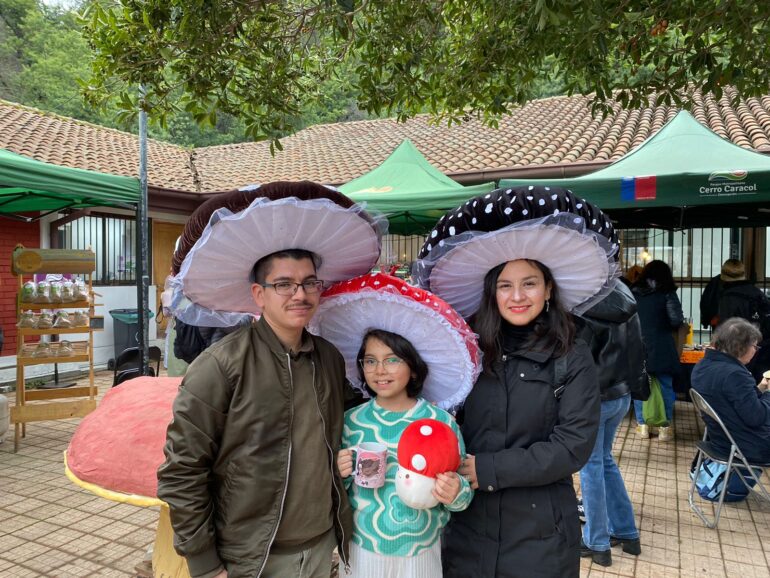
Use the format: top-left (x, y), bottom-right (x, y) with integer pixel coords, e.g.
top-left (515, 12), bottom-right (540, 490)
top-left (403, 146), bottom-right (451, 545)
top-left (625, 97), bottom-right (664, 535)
top-left (699, 258), bottom-right (742, 331)
top-left (717, 259), bottom-right (770, 335)
top-left (691, 317), bottom-right (770, 464)
top-left (576, 280), bottom-right (644, 567)
top-left (632, 260), bottom-right (685, 441)
top-left (620, 265), bottom-right (644, 288)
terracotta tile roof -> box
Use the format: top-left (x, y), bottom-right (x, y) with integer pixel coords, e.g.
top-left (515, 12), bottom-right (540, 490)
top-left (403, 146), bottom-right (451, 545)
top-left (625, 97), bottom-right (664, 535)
top-left (0, 101), bottom-right (196, 191)
top-left (2, 86), bottom-right (770, 197)
top-left (194, 87), bottom-right (770, 190)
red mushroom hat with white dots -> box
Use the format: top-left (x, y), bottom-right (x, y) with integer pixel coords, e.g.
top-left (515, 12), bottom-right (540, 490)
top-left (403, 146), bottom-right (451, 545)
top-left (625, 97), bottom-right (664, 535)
top-left (397, 418), bottom-right (461, 478)
top-left (308, 272), bottom-right (481, 410)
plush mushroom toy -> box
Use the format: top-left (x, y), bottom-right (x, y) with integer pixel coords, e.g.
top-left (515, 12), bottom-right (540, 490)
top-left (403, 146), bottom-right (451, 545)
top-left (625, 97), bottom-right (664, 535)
top-left (64, 377), bottom-right (191, 578)
top-left (396, 418), bottom-right (461, 509)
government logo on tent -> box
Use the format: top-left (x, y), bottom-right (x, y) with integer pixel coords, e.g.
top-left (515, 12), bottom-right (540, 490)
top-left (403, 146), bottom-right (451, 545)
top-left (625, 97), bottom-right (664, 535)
top-left (708, 170), bottom-right (747, 183)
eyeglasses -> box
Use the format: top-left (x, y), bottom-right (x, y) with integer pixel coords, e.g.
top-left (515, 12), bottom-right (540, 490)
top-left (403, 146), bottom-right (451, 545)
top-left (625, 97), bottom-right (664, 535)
top-left (261, 280), bottom-right (325, 296)
top-left (359, 357), bottom-right (405, 373)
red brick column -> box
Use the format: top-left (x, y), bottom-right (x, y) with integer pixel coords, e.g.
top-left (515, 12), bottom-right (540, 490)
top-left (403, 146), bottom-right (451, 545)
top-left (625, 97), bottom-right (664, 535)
top-left (0, 221), bottom-right (40, 355)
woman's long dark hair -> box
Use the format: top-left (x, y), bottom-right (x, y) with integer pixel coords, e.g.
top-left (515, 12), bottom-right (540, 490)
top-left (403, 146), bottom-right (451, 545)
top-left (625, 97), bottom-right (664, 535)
top-left (636, 259), bottom-right (677, 293)
top-left (356, 329), bottom-right (428, 398)
top-left (473, 260), bottom-right (575, 371)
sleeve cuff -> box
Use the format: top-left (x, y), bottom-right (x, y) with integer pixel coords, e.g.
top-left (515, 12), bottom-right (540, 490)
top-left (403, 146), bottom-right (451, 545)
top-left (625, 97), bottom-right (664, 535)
top-left (475, 453), bottom-right (498, 493)
top-left (186, 547), bottom-right (224, 578)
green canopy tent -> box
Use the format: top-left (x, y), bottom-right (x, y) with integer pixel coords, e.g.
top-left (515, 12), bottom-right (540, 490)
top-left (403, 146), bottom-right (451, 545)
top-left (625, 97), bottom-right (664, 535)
top-left (0, 147), bottom-right (152, 372)
top-left (0, 148), bottom-right (140, 218)
top-left (500, 111), bottom-right (770, 229)
top-left (340, 139), bottom-right (496, 235)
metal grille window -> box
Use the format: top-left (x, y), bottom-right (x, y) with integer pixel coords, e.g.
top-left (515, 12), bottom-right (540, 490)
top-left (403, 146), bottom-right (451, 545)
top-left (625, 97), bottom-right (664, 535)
top-left (619, 227), bottom-right (734, 344)
top-left (54, 214), bottom-right (138, 286)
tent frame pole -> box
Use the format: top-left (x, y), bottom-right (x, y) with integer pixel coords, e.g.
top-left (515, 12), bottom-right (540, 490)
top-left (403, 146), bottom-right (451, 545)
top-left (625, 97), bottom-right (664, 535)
top-left (136, 89), bottom-right (150, 375)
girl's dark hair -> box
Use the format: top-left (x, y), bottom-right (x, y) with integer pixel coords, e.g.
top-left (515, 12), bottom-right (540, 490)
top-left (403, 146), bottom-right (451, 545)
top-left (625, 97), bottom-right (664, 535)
top-left (356, 329), bottom-right (428, 398)
top-left (636, 259), bottom-right (677, 292)
top-left (473, 260), bottom-right (575, 371)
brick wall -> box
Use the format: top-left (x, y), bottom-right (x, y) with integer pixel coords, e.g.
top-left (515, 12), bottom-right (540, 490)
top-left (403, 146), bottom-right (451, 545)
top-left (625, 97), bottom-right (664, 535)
top-left (0, 221), bottom-right (40, 355)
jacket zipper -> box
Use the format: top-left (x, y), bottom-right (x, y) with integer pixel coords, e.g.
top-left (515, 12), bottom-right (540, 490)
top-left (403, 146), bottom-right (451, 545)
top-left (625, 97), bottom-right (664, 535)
top-left (310, 361), bottom-right (350, 574)
top-left (257, 353), bottom-right (295, 577)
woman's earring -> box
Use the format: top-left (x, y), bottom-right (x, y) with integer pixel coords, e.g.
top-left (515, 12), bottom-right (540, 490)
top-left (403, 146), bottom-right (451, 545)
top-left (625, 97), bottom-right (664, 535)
top-left (545, 300), bottom-right (550, 312)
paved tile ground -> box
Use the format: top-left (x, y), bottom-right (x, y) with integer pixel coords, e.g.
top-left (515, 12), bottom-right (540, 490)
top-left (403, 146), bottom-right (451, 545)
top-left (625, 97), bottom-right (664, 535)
top-left (2, 372), bottom-right (770, 577)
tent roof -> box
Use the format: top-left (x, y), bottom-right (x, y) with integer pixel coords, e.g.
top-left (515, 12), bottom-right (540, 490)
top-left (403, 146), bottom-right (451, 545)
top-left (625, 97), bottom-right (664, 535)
top-left (339, 139), bottom-right (495, 235)
top-left (500, 111), bottom-right (770, 228)
top-left (0, 148), bottom-right (141, 218)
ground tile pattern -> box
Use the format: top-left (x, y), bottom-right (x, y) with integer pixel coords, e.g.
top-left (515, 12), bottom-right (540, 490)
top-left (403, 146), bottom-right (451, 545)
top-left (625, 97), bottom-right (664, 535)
top-left (2, 371), bottom-right (770, 577)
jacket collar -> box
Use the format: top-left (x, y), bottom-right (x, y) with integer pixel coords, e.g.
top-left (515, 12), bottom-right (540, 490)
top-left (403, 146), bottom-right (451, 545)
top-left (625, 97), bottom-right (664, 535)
top-left (704, 347), bottom-right (743, 367)
top-left (255, 315), bottom-right (315, 356)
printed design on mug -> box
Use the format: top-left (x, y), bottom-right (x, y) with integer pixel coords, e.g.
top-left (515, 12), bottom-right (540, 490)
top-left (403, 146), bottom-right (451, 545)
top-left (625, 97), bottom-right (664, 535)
top-left (357, 456), bottom-right (384, 485)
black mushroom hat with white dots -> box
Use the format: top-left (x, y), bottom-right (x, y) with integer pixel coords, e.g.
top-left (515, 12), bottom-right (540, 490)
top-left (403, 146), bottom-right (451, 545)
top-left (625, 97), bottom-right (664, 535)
top-left (414, 185), bottom-right (620, 319)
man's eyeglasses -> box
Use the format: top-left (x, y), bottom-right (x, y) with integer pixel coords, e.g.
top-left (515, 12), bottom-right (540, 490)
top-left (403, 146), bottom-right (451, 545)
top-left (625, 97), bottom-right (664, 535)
top-left (359, 357), bottom-right (404, 373)
top-left (261, 280), bottom-right (324, 296)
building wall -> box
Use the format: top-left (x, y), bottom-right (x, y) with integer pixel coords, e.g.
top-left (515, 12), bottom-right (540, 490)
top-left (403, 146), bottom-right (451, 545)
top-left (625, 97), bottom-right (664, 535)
top-left (0, 220), bottom-right (41, 356)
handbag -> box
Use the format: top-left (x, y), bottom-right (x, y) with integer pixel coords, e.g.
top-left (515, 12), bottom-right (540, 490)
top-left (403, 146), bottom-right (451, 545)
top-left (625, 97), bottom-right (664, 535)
top-left (642, 375), bottom-right (668, 427)
top-left (691, 458), bottom-right (759, 503)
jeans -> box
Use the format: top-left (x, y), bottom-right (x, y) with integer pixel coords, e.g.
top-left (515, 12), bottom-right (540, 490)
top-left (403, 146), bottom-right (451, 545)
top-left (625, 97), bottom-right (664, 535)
top-left (580, 394), bottom-right (639, 551)
top-left (634, 373), bottom-right (675, 424)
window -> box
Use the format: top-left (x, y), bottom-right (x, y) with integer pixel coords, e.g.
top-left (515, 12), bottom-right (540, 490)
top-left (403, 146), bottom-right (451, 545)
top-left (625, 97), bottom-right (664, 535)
top-left (54, 214), bottom-right (143, 286)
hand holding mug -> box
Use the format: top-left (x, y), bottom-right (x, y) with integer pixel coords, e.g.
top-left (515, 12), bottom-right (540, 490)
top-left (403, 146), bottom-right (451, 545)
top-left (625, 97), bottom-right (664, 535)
top-left (337, 449), bottom-right (354, 478)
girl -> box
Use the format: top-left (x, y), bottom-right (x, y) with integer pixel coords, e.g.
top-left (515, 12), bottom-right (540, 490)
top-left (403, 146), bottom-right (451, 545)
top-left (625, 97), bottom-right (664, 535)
top-left (337, 328), bottom-right (472, 577)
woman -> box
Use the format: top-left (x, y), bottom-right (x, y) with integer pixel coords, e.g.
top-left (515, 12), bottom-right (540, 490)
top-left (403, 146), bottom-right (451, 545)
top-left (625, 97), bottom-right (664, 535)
top-left (445, 258), bottom-right (599, 576)
top-left (691, 317), bottom-right (770, 464)
top-left (632, 260), bottom-right (685, 441)
top-left (414, 185), bottom-right (618, 578)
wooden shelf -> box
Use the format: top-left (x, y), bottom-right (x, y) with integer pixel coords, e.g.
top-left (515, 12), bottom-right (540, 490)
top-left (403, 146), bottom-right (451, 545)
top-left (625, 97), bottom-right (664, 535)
top-left (13, 247), bottom-right (97, 452)
top-left (19, 300), bottom-right (92, 310)
top-left (18, 326), bottom-right (91, 336)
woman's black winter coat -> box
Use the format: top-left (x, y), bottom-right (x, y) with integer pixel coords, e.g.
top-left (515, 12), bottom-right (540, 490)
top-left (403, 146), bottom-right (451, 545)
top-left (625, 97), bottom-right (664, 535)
top-left (443, 339), bottom-right (600, 578)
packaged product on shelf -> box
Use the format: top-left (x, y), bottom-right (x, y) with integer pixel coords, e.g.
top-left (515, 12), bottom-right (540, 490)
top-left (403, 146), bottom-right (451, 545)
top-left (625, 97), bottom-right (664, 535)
top-left (72, 311), bottom-right (90, 327)
top-left (17, 311), bottom-right (36, 328)
top-left (58, 340), bottom-right (73, 357)
top-left (36, 312), bottom-right (53, 329)
top-left (53, 311), bottom-right (73, 328)
top-left (73, 279), bottom-right (89, 302)
top-left (61, 280), bottom-right (75, 302)
top-left (35, 281), bottom-right (52, 303)
top-left (32, 342), bottom-right (52, 358)
top-left (21, 281), bottom-right (36, 303)
top-left (49, 281), bottom-right (63, 303)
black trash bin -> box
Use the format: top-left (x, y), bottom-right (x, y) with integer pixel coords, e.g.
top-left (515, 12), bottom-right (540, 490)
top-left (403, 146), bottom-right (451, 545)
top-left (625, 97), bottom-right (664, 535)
top-left (109, 308), bottom-right (155, 363)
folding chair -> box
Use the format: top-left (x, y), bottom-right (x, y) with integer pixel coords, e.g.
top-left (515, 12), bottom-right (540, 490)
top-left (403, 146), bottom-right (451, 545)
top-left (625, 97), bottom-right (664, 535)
top-left (688, 389), bottom-right (770, 528)
top-left (112, 346), bottom-right (162, 386)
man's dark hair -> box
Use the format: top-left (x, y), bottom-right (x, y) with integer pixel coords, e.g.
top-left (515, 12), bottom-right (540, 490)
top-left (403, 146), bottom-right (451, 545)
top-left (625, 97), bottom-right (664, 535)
top-left (250, 249), bottom-right (322, 284)
top-left (356, 329), bottom-right (428, 399)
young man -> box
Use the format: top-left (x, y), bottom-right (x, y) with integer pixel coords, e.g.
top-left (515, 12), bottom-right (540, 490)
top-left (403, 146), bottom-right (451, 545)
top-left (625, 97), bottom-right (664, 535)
top-left (158, 249), bottom-right (354, 578)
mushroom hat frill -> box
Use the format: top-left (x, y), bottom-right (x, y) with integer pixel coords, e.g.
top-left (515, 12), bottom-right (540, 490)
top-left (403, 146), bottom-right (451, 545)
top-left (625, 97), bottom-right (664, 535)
top-left (168, 181), bottom-right (387, 327)
top-left (414, 186), bottom-right (620, 318)
top-left (307, 272), bottom-right (482, 411)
